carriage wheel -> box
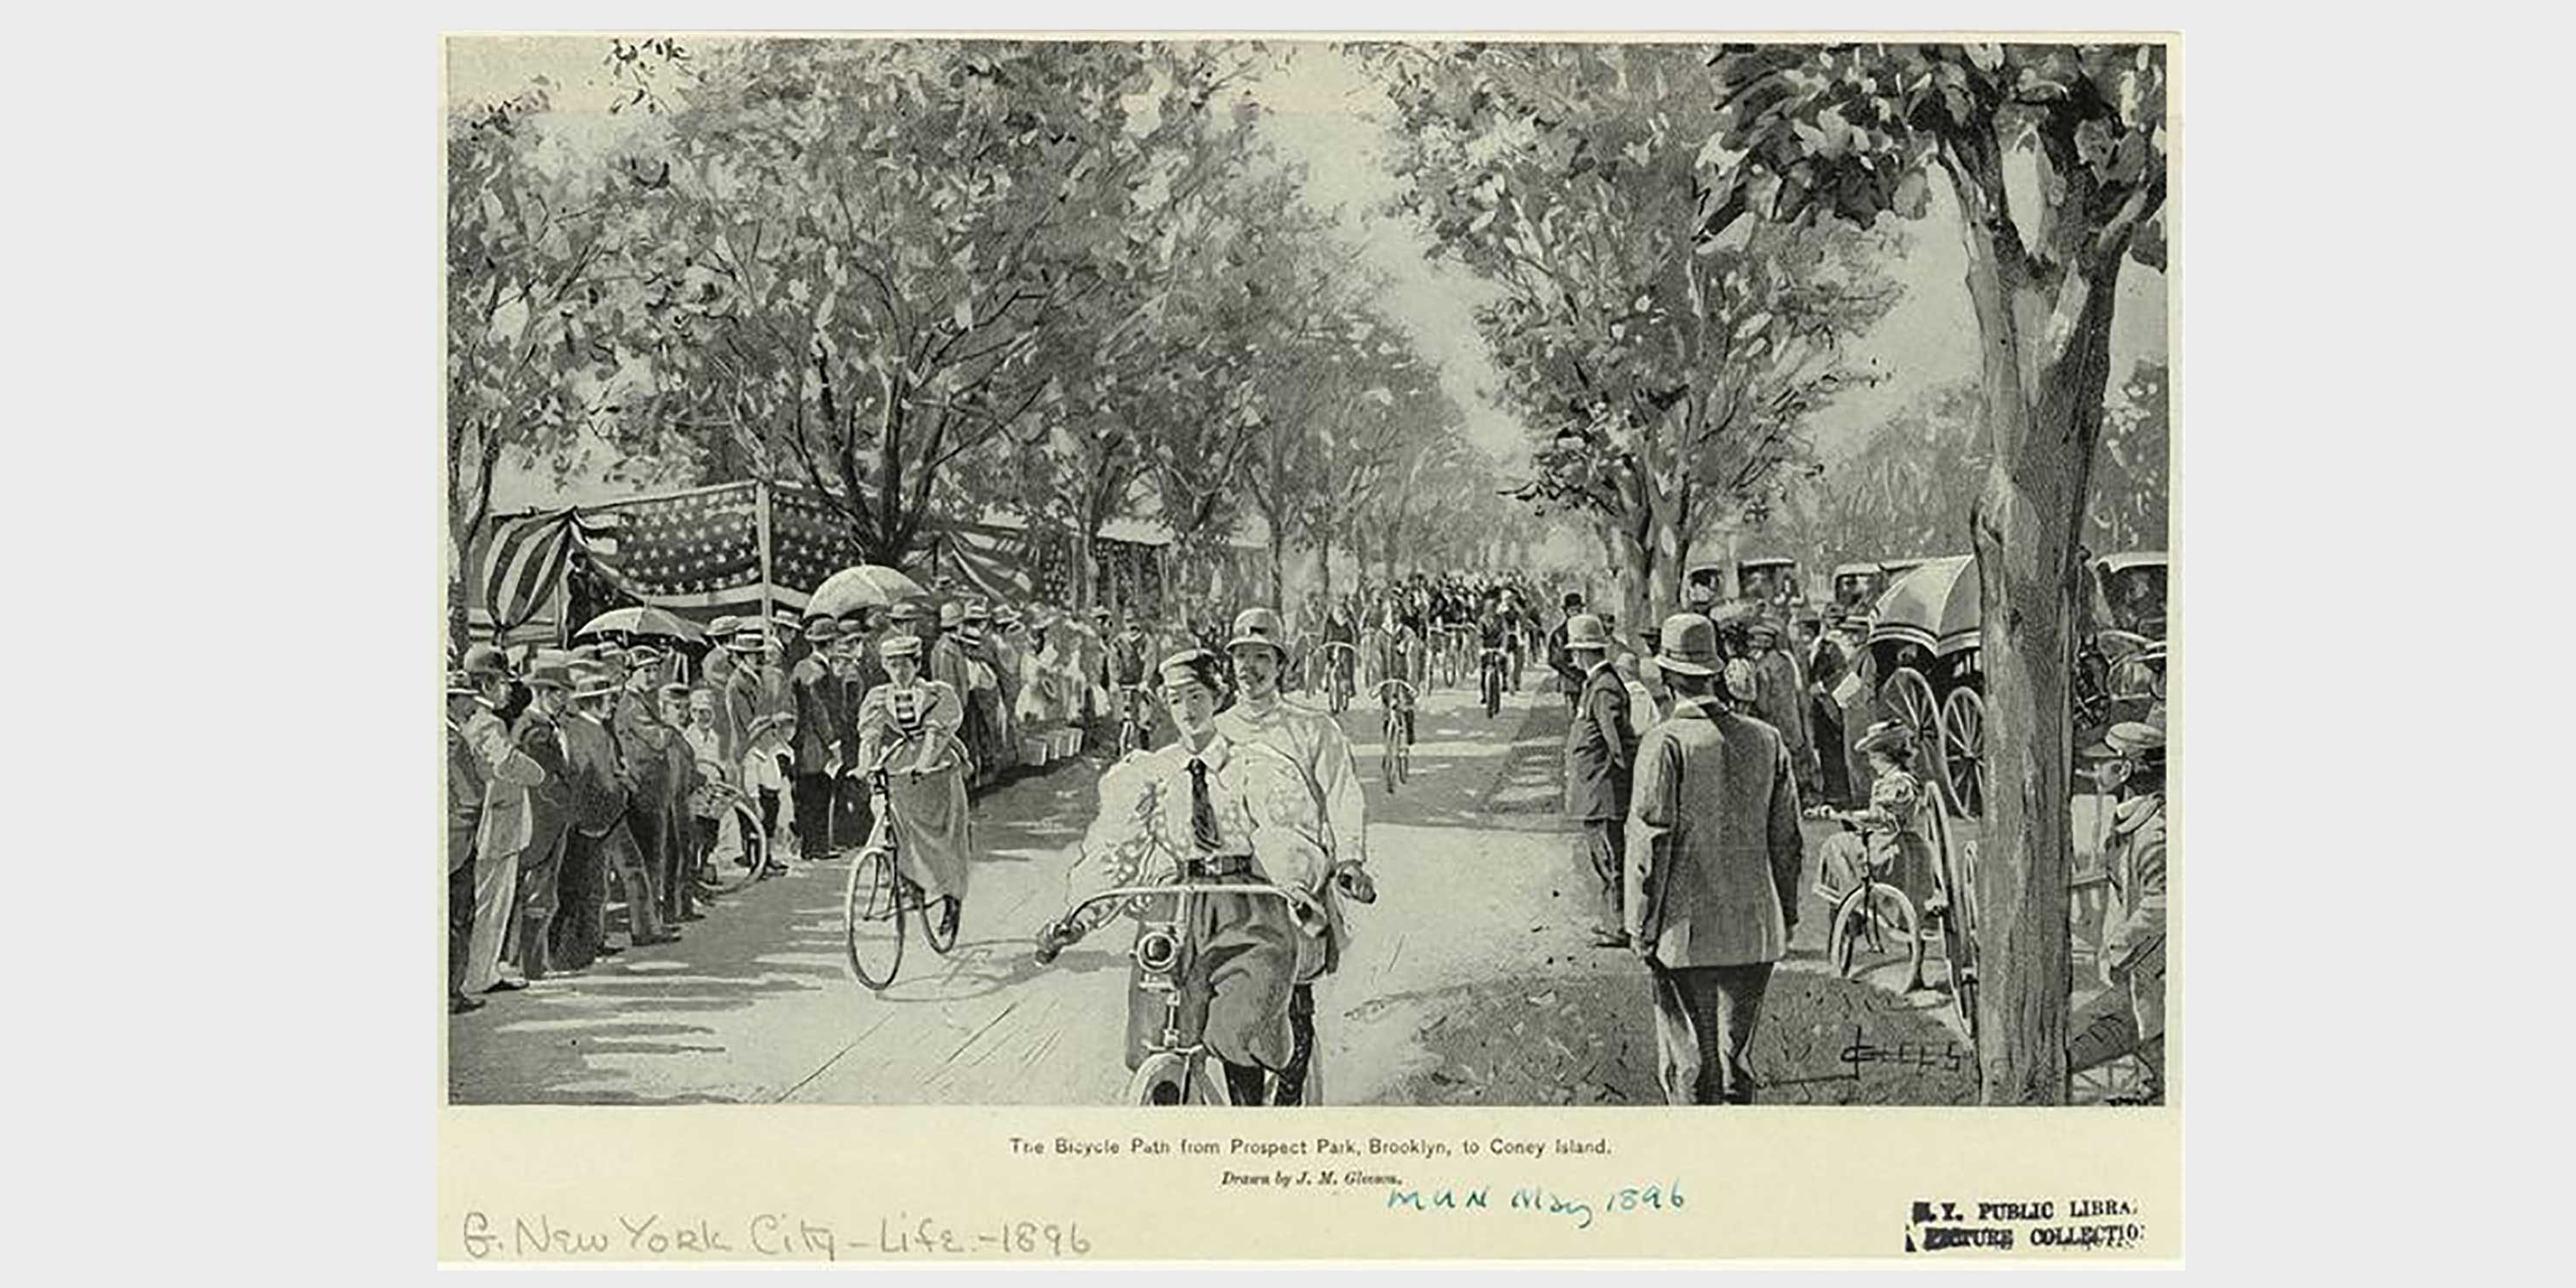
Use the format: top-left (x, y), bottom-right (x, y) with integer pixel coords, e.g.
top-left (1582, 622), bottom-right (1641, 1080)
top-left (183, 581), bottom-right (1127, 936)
top-left (842, 846), bottom-right (906, 991)
top-left (1941, 687), bottom-right (1987, 818)
top-left (1931, 825), bottom-right (1982, 1049)
top-left (1879, 666), bottom-right (1954, 807)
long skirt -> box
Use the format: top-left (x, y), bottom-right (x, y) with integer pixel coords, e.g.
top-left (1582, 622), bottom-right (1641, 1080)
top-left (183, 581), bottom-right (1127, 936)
top-left (884, 762), bottom-right (972, 904)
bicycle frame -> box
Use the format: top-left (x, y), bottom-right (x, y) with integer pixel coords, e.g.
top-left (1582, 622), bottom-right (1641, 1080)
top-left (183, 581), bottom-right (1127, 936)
top-left (1054, 878), bottom-right (1304, 1079)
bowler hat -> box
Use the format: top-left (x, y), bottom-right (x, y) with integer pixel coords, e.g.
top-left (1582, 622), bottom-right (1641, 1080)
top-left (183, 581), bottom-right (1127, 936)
top-left (1562, 591), bottom-right (1584, 610)
top-left (1655, 614), bottom-right (1719, 676)
top-left (803, 617), bottom-right (841, 643)
top-left (939, 602), bottom-right (965, 628)
top-left (1564, 613), bottom-right (1610, 653)
top-left (623, 642), bottom-right (665, 667)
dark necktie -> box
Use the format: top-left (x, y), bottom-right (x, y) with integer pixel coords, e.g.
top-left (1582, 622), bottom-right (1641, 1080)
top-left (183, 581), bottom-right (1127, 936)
top-left (1187, 757), bottom-right (1221, 851)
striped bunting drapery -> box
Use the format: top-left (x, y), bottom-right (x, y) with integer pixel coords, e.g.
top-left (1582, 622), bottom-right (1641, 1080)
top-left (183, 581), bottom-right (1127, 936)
top-left (473, 482), bottom-right (869, 642)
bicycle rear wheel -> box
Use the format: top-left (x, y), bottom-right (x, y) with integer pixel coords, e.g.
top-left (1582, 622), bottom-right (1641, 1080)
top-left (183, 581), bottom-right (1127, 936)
top-left (843, 846), bottom-right (906, 990)
top-left (923, 891), bottom-right (961, 955)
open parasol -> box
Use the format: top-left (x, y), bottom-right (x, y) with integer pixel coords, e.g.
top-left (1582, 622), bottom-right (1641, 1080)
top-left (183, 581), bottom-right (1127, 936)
top-left (807, 564), bottom-right (928, 617)
top-left (574, 606), bottom-right (705, 643)
top-left (1865, 555), bottom-right (1980, 656)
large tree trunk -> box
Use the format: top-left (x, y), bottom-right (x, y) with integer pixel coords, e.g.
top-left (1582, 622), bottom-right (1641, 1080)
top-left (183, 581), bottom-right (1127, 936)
top-left (1954, 183), bottom-right (2124, 1106)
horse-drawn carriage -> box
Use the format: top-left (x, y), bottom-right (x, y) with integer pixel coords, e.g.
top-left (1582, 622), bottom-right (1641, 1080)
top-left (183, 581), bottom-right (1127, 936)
top-left (1834, 551), bottom-right (2171, 1059)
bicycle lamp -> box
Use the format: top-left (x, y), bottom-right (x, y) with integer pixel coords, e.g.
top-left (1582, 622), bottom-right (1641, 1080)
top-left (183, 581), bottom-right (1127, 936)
top-left (1133, 925), bottom-right (1181, 984)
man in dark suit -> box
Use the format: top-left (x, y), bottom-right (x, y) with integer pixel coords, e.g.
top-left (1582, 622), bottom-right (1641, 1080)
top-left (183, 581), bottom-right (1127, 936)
top-left (509, 656), bottom-right (578, 982)
top-left (556, 661), bottom-right (672, 969)
top-left (1560, 612), bottom-right (1636, 948)
top-left (789, 617), bottom-right (847, 858)
top-left (1624, 614), bottom-right (1806, 1105)
top-left (1548, 591), bottom-right (1589, 713)
top-left (614, 646), bottom-right (684, 933)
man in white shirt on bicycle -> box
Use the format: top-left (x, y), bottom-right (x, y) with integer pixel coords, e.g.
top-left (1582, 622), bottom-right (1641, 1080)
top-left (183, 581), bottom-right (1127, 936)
top-left (1210, 608), bottom-right (1377, 1104)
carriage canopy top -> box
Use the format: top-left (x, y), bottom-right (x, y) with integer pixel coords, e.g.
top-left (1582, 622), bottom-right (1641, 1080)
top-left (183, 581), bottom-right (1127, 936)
top-left (1867, 555), bottom-right (1980, 657)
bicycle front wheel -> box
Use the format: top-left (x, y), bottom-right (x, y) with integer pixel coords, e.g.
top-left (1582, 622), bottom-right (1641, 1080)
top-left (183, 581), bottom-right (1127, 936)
top-left (843, 846), bottom-right (906, 990)
top-left (1125, 1051), bottom-right (1230, 1106)
top-left (1830, 881), bottom-right (1925, 989)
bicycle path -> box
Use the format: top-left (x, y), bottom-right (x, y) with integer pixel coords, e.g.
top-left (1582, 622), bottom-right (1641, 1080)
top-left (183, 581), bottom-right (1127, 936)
top-left (447, 683), bottom-right (1573, 1105)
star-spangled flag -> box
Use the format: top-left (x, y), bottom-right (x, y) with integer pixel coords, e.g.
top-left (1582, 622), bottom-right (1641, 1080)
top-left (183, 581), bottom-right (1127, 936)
top-left (473, 482), bottom-right (870, 638)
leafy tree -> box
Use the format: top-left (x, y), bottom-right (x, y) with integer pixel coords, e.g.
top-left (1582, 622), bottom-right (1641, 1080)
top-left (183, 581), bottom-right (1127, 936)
top-left (444, 82), bottom-right (633, 642)
top-left (1706, 41), bottom-right (2168, 1102)
top-left (1368, 42), bottom-right (1896, 631)
top-left (623, 40), bottom-right (1262, 565)
top-left (2089, 359), bottom-right (2168, 553)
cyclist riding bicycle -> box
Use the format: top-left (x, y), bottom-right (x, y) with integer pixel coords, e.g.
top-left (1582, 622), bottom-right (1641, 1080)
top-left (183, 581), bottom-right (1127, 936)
top-left (1038, 648), bottom-right (1371, 1106)
top-left (854, 634), bottom-right (974, 924)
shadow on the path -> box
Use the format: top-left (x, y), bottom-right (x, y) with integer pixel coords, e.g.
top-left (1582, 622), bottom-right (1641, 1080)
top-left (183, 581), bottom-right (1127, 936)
top-left (448, 756), bottom-right (1110, 1105)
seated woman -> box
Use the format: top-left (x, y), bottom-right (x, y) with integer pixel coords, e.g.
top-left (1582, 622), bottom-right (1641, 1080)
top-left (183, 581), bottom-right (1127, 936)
top-left (1810, 719), bottom-right (1942, 915)
top-left (854, 634), bottom-right (973, 928)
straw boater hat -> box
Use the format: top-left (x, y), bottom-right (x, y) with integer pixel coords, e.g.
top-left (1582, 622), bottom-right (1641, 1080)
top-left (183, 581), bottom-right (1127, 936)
top-left (802, 617), bottom-right (841, 644)
top-left (570, 662), bottom-right (620, 700)
top-left (1227, 607), bottom-right (1290, 659)
top-left (523, 654), bottom-right (577, 692)
top-left (2083, 711), bottom-right (2167, 762)
top-left (1655, 613), bottom-right (1718, 676)
top-left (1564, 613), bottom-right (1610, 654)
top-left (1855, 719), bottom-right (1916, 757)
top-left (963, 599), bottom-right (992, 624)
top-left (939, 601), bottom-right (966, 629)
top-left (706, 615), bottom-right (743, 641)
top-left (889, 600), bottom-right (926, 623)
top-left (878, 633), bottom-right (924, 663)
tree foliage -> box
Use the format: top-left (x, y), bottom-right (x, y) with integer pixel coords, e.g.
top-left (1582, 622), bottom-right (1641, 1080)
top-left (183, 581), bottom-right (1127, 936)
top-left (1367, 41), bottom-right (1896, 624)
